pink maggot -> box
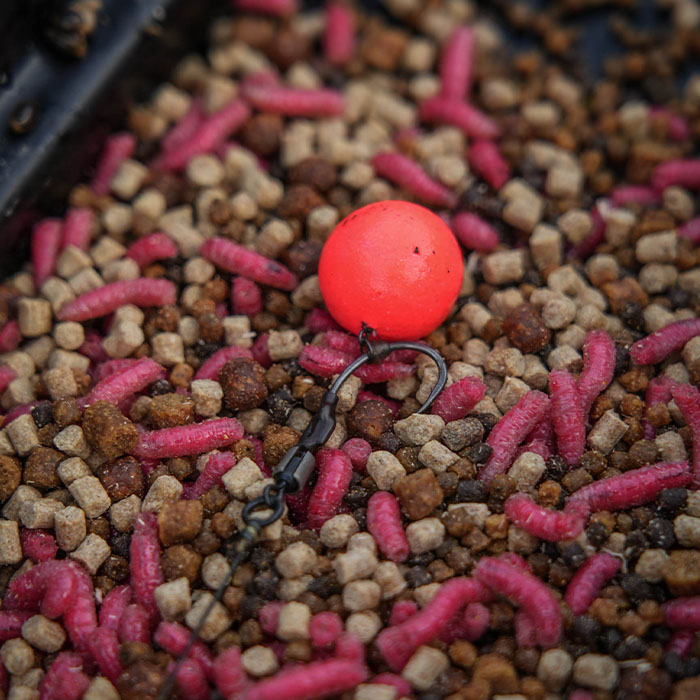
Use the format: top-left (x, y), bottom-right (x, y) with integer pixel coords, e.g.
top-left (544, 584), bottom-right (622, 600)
top-left (307, 448), bottom-right (353, 530)
top-left (439, 607), bottom-right (472, 645)
top-left (154, 621), bottom-right (215, 679)
top-left (233, 0), bottom-right (298, 15)
top-left (388, 600), bottom-right (418, 626)
top-left (569, 690), bottom-right (595, 700)
top-left (232, 276), bottom-right (263, 315)
top-left (629, 318), bottom-right (700, 365)
top-left (341, 437), bottom-right (371, 471)
top-left (376, 577), bottom-right (488, 671)
top-left (451, 211), bottom-right (501, 253)
top-left (194, 345), bottom-right (254, 381)
top-left (0, 612), bottom-right (32, 642)
top-left (3, 402), bottom-right (40, 427)
top-left (371, 151), bottom-right (458, 208)
top-left (474, 557), bottom-right (562, 647)
top-left (310, 611), bottom-right (344, 648)
top-left (514, 610), bottom-right (539, 647)
top-left (129, 513), bottom-right (163, 621)
top-left (57, 278), bottom-right (177, 321)
top-left (468, 140), bottom-right (510, 190)
top-left (3, 560), bottom-right (78, 619)
top-left (564, 552), bottom-right (621, 616)
top-left (461, 602), bottom-right (490, 642)
top-left (652, 158), bottom-right (700, 192)
top-left (333, 632), bottom-right (365, 664)
top-left (236, 658), bottom-right (367, 700)
top-left (241, 84), bottom-right (344, 118)
top-left (84, 356), bottom-right (165, 407)
top-left (140, 457), bottom-right (161, 476)
top-left (88, 626), bottom-right (124, 682)
top-left (299, 345), bottom-right (416, 383)
top-left (0, 365), bottom-right (16, 395)
top-left (245, 435), bottom-right (272, 476)
top-left (570, 202), bottom-right (606, 260)
top-left (387, 345), bottom-right (423, 363)
top-left (517, 437), bottom-right (553, 462)
top-left (118, 603), bottom-right (151, 644)
top-left (643, 376), bottom-right (678, 439)
top-left (31, 218), bottom-right (62, 288)
top-left (91, 132), bottom-right (136, 196)
top-left (120, 393), bottom-right (139, 416)
top-left (161, 98), bottom-right (204, 154)
top-left (306, 309), bottom-right (342, 333)
top-left (299, 345), bottom-right (351, 378)
top-left (99, 584), bottom-right (132, 631)
top-left (610, 185), bottom-right (661, 208)
top-left (92, 357), bottom-right (139, 384)
top-left (321, 330), bottom-right (360, 356)
top-left (666, 629), bottom-right (696, 657)
top-left (420, 97), bottom-right (500, 140)
top-left (61, 207), bottom-right (95, 251)
top-left (0, 321), bottom-right (21, 353)
top-left (505, 493), bottom-right (584, 542)
top-left (20, 528), bottom-right (58, 562)
top-left (431, 375), bottom-right (487, 422)
top-left (566, 461), bottom-right (691, 515)
top-left (202, 237), bottom-right (299, 291)
top-left (664, 597), bottom-right (700, 629)
top-left (259, 601), bottom-right (284, 636)
top-left (131, 417), bottom-right (243, 458)
top-left (214, 646), bottom-right (247, 696)
top-left (549, 369), bottom-right (586, 466)
top-left (496, 552), bottom-right (531, 572)
top-left (323, 2), bottom-right (355, 65)
top-left (92, 353), bottom-right (129, 382)
top-left (183, 451), bottom-right (236, 499)
top-left (252, 332), bottom-right (272, 367)
top-left (577, 329), bottom-right (616, 418)
top-left (650, 107), bottom-right (691, 142)
top-left (175, 658), bottom-right (210, 700)
top-left (355, 361), bottom-right (415, 384)
top-left (126, 232), bottom-right (179, 268)
top-left (367, 491), bottom-right (409, 562)
top-left (678, 216), bottom-right (700, 244)
top-left (520, 407), bottom-right (556, 462)
top-left (62, 561), bottom-right (97, 651)
top-left (39, 651), bottom-right (91, 700)
top-left (479, 391), bottom-right (550, 486)
top-left (439, 25), bottom-right (475, 100)
top-left (79, 329), bottom-right (110, 363)
top-left (155, 98), bottom-right (251, 171)
top-left (672, 384), bottom-right (700, 487)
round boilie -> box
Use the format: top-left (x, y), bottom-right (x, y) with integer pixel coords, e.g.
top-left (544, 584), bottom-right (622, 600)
top-left (318, 201), bottom-right (463, 340)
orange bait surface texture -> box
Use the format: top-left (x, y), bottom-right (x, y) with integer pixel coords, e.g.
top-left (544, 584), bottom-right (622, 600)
top-left (318, 201), bottom-right (463, 340)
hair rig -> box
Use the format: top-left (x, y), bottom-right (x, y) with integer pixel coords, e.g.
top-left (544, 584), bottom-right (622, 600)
top-left (158, 325), bottom-right (447, 699)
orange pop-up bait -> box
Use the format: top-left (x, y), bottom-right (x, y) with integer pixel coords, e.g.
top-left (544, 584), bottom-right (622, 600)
top-left (318, 200), bottom-right (463, 341)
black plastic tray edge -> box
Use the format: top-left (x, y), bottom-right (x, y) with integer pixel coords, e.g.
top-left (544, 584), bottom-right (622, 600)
top-left (0, 0), bottom-right (223, 274)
